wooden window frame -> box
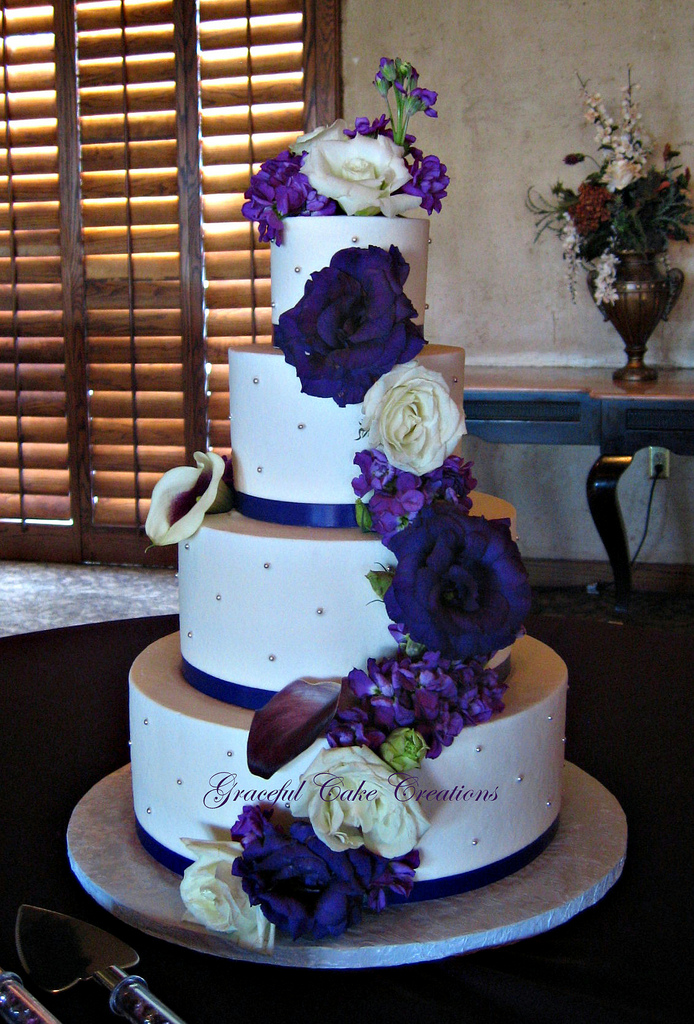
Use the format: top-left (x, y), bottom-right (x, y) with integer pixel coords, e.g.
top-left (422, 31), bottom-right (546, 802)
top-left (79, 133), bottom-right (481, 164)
top-left (0, 0), bottom-right (341, 566)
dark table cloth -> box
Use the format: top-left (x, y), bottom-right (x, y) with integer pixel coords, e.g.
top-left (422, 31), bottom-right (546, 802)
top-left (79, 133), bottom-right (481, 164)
top-left (1, 612), bottom-right (692, 1024)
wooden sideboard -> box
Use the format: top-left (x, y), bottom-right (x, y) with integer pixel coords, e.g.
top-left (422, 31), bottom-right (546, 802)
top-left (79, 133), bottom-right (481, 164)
top-left (464, 368), bottom-right (694, 612)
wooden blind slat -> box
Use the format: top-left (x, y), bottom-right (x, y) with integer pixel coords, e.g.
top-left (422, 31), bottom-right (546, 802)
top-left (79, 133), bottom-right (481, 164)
top-left (1, 0), bottom-right (337, 562)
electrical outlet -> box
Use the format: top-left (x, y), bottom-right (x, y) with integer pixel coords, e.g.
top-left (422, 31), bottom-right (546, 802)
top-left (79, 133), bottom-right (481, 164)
top-left (648, 446), bottom-right (670, 479)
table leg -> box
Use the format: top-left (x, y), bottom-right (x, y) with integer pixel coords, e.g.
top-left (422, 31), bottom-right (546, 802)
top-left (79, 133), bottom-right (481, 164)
top-left (586, 455), bottom-right (634, 614)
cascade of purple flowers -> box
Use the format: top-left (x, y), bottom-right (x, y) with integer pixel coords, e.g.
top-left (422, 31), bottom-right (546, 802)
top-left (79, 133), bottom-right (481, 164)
top-left (327, 641), bottom-right (507, 760)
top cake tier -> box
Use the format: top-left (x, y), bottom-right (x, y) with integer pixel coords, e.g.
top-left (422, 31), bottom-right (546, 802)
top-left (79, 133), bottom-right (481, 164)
top-left (270, 216), bottom-right (430, 324)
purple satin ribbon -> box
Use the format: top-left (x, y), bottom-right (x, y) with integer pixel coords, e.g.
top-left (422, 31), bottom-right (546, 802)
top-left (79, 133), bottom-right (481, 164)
top-left (235, 491), bottom-right (357, 528)
top-left (135, 815), bottom-right (559, 903)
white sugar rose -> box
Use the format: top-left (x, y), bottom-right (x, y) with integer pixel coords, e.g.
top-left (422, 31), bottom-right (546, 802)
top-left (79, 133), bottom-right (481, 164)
top-left (294, 745), bottom-right (429, 859)
top-left (180, 839), bottom-right (274, 952)
top-left (289, 119), bottom-right (347, 156)
top-left (145, 451), bottom-right (232, 547)
top-left (361, 361), bottom-right (466, 475)
top-left (301, 134), bottom-right (421, 217)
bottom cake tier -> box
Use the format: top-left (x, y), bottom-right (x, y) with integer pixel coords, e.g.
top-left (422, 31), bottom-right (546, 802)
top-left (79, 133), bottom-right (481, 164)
top-left (129, 633), bottom-right (567, 899)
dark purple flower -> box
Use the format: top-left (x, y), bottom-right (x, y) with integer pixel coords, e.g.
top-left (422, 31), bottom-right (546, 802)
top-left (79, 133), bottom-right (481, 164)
top-left (230, 807), bottom-right (418, 939)
top-left (242, 151), bottom-right (337, 244)
top-left (353, 450), bottom-right (476, 542)
top-left (327, 642), bottom-right (507, 759)
top-left (275, 245), bottom-right (426, 406)
top-left (401, 154), bottom-right (449, 214)
top-left (383, 504), bottom-right (532, 660)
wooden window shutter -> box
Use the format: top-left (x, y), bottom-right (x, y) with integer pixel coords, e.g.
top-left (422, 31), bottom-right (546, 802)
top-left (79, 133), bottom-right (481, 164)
top-left (0, 1), bottom-right (77, 558)
top-left (0, 0), bottom-right (340, 566)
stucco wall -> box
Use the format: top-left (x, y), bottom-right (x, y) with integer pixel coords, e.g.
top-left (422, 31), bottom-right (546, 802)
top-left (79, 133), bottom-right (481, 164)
top-left (342, 0), bottom-right (694, 566)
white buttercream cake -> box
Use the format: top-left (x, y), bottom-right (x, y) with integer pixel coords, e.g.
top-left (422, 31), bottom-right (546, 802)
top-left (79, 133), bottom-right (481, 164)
top-left (128, 212), bottom-right (567, 939)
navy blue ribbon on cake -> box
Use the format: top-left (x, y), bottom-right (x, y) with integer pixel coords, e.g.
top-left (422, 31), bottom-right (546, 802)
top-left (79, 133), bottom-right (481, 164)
top-left (182, 658), bottom-right (275, 710)
top-left (135, 814), bottom-right (559, 902)
top-left (235, 491), bottom-right (357, 528)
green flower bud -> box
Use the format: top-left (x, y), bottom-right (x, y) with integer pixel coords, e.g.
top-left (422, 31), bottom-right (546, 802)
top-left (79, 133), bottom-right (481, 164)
top-left (380, 727), bottom-right (429, 772)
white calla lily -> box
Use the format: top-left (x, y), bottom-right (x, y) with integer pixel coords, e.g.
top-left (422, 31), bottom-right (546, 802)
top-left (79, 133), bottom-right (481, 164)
top-left (145, 451), bottom-right (233, 547)
top-left (180, 839), bottom-right (274, 952)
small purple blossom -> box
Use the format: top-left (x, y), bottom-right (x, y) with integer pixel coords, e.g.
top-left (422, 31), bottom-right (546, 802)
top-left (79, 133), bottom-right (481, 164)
top-left (328, 645), bottom-right (507, 760)
top-left (343, 115), bottom-right (390, 138)
top-left (353, 450), bottom-right (476, 542)
top-left (410, 87), bottom-right (438, 117)
top-left (401, 154), bottom-right (450, 214)
top-left (242, 150), bottom-right (336, 244)
top-left (230, 806), bottom-right (418, 939)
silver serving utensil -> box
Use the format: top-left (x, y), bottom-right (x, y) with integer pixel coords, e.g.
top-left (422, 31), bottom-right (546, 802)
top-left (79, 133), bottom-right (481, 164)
top-left (16, 906), bottom-right (188, 1024)
top-left (0, 965), bottom-right (65, 1024)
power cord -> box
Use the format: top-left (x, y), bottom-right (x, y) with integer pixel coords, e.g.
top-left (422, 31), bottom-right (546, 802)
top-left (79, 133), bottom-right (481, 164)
top-left (630, 464), bottom-right (663, 566)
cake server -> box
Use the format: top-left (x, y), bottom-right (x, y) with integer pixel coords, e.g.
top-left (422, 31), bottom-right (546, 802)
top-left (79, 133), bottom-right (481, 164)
top-left (16, 906), bottom-right (189, 1024)
top-left (0, 965), bottom-right (65, 1024)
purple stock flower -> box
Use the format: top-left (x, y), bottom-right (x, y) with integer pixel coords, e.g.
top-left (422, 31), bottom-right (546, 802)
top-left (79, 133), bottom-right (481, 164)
top-left (275, 245), bottom-right (426, 406)
top-left (343, 115), bottom-right (390, 138)
top-left (242, 151), bottom-right (336, 244)
top-left (383, 504), bottom-right (532, 661)
top-left (410, 87), bottom-right (438, 117)
top-left (230, 806), bottom-right (418, 939)
top-left (353, 450), bottom-right (476, 542)
top-left (401, 154), bottom-right (450, 214)
top-left (327, 644), bottom-right (507, 759)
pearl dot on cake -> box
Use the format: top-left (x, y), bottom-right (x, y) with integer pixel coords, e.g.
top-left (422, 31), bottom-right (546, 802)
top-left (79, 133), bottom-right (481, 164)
top-left (184, 543), bottom-right (190, 550)
top-left (471, 838), bottom-right (479, 846)
top-left (146, 807), bottom-right (151, 814)
top-left (294, 266), bottom-right (301, 273)
top-left (268, 654), bottom-right (276, 662)
top-left (227, 750), bottom-right (233, 757)
top-left (143, 718), bottom-right (149, 726)
top-left (176, 779), bottom-right (182, 786)
top-left (253, 377), bottom-right (259, 384)
top-left (452, 377), bottom-right (459, 384)
top-left (475, 745), bottom-right (482, 753)
top-left (298, 423), bottom-right (305, 430)
top-left (316, 607), bottom-right (323, 615)
top-left (216, 594), bottom-right (221, 601)
top-left (351, 236), bottom-right (358, 243)
top-left (516, 774), bottom-right (523, 782)
top-left (257, 466), bottom-right (262, 473)
top-left (546, 800), bottom-right (552, 807)
top-left (547, 715), bottom-right (553, 721)
top-left (263, 562), bottom-right (271, 569)
top-left (187, 631), bottom-right (192, 638)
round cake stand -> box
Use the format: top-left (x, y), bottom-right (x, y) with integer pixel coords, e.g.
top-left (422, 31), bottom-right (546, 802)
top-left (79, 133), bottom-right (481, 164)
top-left (67, 762), bottom-right (626, 970)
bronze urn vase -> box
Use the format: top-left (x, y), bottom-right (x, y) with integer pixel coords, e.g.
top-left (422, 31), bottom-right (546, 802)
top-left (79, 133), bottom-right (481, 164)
top-left (588, 252), bottom-right (684, 383)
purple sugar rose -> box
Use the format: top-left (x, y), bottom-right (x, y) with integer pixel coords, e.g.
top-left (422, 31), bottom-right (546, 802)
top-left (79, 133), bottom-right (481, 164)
top-left (383, 504), bottom-right (532, 660)
top-left (274, 244), bottom-right (426, 406)
top-left (230, 807), bottom-right (418, 939)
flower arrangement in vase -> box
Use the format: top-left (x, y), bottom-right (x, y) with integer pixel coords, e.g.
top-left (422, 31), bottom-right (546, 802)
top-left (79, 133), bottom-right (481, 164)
top-left (527, 70), bottom-right (693, 382)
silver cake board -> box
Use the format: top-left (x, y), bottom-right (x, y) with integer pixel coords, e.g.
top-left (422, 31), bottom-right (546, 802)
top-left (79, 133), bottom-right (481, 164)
top-left (67, 762), bottom-right (626, 969)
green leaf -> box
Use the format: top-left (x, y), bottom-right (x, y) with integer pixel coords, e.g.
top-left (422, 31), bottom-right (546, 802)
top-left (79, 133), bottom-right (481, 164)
top-left (367, 568), bottom-right (393, 599)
